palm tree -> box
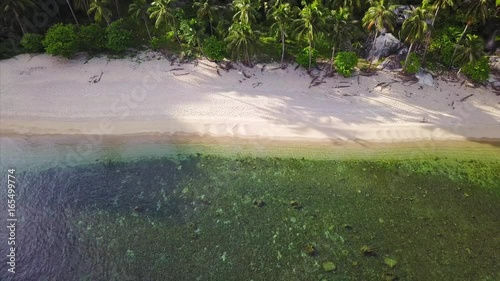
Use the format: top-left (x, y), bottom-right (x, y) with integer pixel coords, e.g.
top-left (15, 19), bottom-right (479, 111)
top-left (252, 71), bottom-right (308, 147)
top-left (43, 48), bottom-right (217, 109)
top-left (148, 0), bottom-right (181, 45)
top-left (426, 0), bottom-right (455, 26)
top-left (450, 0), bottom-right (493, 68)
top-left (232, 0), bottom-right (259, 25)
top-left (267, 1), bottom-right (293, 66)
top-left (225, 21), bottom-right (256, 66)
top-left (454, 34), bottom-right (485, 66)
top-left (74, 0), bottom-right (92, 20)
top-left (328, 7), bottom-right (351, 70)
top-left (129, 0), bottom-right (152, 39)
top-left (362, 0), bottom-right (396, 46)
top-left (1, 0), bottom-right (35, 35)
top-left (88, 0), bottom-right (112, 25)
top-left (193, 0), bottom-right (224, 35)
top-left (293, 0), bottom-right (325, 71)
top-left (65, 0), bottom-right (80, 27)
top-left (401, 6), bottom-right (432, 72)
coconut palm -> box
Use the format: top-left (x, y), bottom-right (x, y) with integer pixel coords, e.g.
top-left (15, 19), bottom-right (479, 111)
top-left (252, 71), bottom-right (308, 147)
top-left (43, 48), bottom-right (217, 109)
top-left (88, 0), bottom-right (112, 25)
top-left (1, 0), bottom-right (35, 35)
top-left (450, 0), bottom-right (494, 68)
top-left (401, 6), bottom-right (432, 72)
top-left (74, 0), bottom-right (91, 20)
top-left (362, 0), bottom-right (396, 46)
top-left (426, 0), bottom-right (455, 26)
top-left (267, 1), bottom-right (293, 66)
top-left (232, 0), bottom-right (259, 25)
top-left (64, 0), bottom-right (80, 27)
top-left (293, 0), bottom-right (325, 71)
top-left (129, 0), bottom-right (152, 39)
top-left (193, 0), bottom-right (224, 35)
top-left (225, 21), bottom-right (256, 66)
top-left (148, 0), bottom-right (181, 45)
top-left (454, 34), bottom-right (486, 66)
top-left (328, 7), bottom-right (352, 70)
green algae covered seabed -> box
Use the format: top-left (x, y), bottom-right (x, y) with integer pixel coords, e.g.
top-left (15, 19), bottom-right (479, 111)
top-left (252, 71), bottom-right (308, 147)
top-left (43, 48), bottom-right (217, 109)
top-left (1, 137), bottom-right (499, 280)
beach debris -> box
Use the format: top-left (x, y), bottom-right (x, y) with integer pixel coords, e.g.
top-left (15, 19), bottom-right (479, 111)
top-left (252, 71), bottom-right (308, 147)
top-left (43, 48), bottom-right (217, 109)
top-left (252, 82), bottom-right (263, 88)
top-left (216, 67), bottom-right (222, 76)
top-left (290, 200), bottom-right (303, 210)
top-left (89, 71), bottom-right (103, 83)
top-left (168, 68), bottom-right (184, 72)
top-left (304, 243), bottom-right (316, 256)
top-left (459, 94), bottom-right (474, 102)
top-left (322, 261), bottom-right (336, 272)
top-left (242, 70), bottom-right (252, 78)
top-left (360, 245), bottom-right (377, 256)
top-left (334, 85), bottom-right (351, 88)
top-left (261, 64), bottom-right (266, 73)
top-left (173, 72), bottom-right (190, 76)
top-left (384, 257), bottom-right (398, 268)
top-left (309, 74), bottom-right (326, 88)
top-left (253, 199), bottom-right (266, 207)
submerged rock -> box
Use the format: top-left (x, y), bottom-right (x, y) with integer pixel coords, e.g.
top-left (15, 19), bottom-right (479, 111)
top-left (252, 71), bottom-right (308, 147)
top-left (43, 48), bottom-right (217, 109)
top-left (384, 257), bottom-right (398, 268)
top-left (304, 243), bottom-right (316, 256)
top-left (290, 200), bottom-right (303, 210)
top-left (360, 245), bottom-right (377, 256)
top-left (322, 261), bottom-right (336, 272)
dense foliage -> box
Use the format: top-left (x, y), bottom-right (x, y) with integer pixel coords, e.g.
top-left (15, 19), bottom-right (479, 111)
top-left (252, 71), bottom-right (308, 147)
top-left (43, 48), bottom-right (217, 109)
top-left (42, 24), bottom-right (79, 58)
top-left (20, 33), bottom-right (44, 53)
top-left (106, 20), bottom-right (133, 52)
top-left (403, 53), bottom-right (421, 74)
top-left (79, 24), bottom-right (107, 52)
top-left (203, 36), bottom-right (225, 61)
top-left (296, 47), bottom-right (318, 69)
top-left (462, 57), bottom-right (490, 83)
top-left (334, 51), bottom-right (358, 77)
top-left (1, 0), bottom-right (497, 82)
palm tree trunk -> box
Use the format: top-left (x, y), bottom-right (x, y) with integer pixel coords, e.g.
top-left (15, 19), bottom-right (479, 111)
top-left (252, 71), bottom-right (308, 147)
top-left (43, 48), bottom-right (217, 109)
top-left (143, 17), bottom-right (152, 39)
top-left (66, 0), bottom-right (80, 27)
top-left (114, 0), bottom-right (121, 18)
top-left (404, 42), bottom-right (414, 72)
top-left (209, 20), bottom-right (214, 36)
top-left (84, 0), bottom-right (91, 21)
top-left (431, 6), bottom-right (440, 26)
top-left (330, 46), bottom-right (336, 71)
top-left (280, 28), bottom-right (285, 66)
top-left (14, 10), bottom-right (26, 35)
top-left (308, 42), bottom-right (312, 71)
top-left (450, 22), bottom-right (469, 68)
top-left (368, 30), bottom-right (378, 71)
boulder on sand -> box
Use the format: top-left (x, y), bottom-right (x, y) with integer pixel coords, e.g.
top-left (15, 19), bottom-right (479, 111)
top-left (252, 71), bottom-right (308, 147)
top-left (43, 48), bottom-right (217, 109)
top-left (370, 32), bottom-right (403, 61)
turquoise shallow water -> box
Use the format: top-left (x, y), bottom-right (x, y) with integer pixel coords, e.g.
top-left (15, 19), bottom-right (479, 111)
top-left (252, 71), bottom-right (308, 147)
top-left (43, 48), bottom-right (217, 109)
top-left (0, 136), bottom-right (499, 281)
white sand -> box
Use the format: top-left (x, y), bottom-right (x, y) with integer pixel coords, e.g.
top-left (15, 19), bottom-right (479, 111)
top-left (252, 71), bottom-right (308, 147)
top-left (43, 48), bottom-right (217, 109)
top-left (1, 52), bottom-right (499, 142)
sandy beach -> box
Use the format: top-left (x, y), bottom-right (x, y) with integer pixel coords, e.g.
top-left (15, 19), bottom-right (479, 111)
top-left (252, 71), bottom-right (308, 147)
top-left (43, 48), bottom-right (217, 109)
top-left (1, 51), bottom-right (499, 142)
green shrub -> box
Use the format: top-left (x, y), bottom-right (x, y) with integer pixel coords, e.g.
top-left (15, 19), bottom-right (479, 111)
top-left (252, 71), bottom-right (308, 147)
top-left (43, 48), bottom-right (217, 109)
top-left (43, 23), bottom-right (79, 57)
top-left (462, 57), bottom-right (490, 83)
top-left (202, 36), bottom-right (225, 61)
top-left (79, 24), bottom-right (106, 52)
top-left (20, 33), bottom-right (44, 53)
top-left (334, 51), bottom-right (358, 77)
top-left (106, 20), bottom-right (132, 52)
top-left (404, 53), bottom-right (421, 74)
top-left (296, 47), bottom-right (318, 69)
top-left (150, 35), bottom-right (170, 50)
top-left (430, 26), bottom-right (462, 67)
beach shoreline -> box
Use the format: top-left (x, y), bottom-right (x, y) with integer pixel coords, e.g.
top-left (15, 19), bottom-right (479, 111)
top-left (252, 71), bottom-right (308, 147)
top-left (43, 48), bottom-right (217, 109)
top-left (1, 52), bottom-right (499, 143)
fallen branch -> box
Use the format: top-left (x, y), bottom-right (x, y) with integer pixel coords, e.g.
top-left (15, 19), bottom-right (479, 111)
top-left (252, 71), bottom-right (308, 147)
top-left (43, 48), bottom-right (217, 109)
top-left (459, 94), bottom-right (473, 102)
